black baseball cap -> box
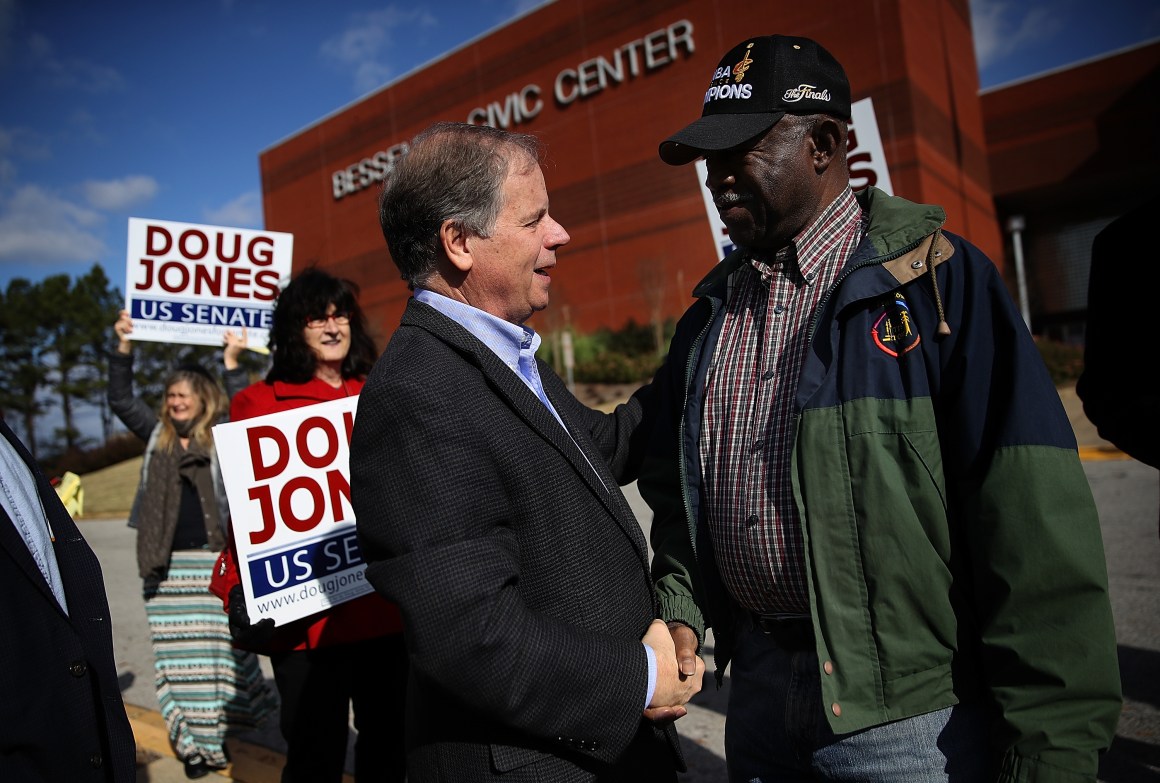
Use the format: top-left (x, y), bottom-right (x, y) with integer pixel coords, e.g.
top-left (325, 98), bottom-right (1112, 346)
top-left (659, 35), bottom-right (851, 166)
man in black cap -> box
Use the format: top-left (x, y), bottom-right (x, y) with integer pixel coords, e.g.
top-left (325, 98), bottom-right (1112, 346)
top-left (638, 34), bottom-right (1121, 781)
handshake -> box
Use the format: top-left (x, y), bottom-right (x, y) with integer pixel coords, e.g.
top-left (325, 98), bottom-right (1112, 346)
top-left (641, 619), bottom-right (705, 722)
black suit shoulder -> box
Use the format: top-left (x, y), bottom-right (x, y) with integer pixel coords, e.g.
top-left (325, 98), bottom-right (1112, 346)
top-left (0, 421), bottom-right (136, 782)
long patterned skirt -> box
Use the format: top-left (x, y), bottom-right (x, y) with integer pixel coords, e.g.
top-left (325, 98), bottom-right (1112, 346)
top-left (143, 549), bottom-right (277, 767)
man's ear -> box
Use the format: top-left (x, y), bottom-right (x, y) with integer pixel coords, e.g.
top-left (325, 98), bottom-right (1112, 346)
top-left (440, 219), bottom-right (473, 273)
top-left (811, 117), bottom-right (843, 174)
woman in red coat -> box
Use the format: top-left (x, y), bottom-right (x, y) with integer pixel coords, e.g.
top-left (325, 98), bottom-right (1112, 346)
top-left (216, 267), bottom-right (406, 783)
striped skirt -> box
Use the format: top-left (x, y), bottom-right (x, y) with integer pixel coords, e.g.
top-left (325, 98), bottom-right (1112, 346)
top-left (143, 549), bottom-right (277, 767)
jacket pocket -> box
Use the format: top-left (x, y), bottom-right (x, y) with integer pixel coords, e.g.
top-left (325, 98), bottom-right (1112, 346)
top-left (490, 742), bottom-right (550, 773)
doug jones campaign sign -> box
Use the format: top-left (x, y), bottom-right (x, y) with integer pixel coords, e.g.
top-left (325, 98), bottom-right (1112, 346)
top-left (125, 217), bottom-right (293, 348)
top-left (213, 395), bottom-right (371, 626)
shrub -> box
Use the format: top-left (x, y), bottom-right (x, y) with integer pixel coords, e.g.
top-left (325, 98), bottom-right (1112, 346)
top-left (543, 318), bottom-right (673, 384)
top-left (574, 352), bottom-right (664, 383)
top-left (557, 324), bottom-right (1085, 389)
top-left (1035, 338), bottom-right (1084, 386)
top-left (40, 431), bottom-right (144, 479)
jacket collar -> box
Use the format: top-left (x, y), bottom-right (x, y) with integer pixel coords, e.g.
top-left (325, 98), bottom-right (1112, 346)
top-left (399, 299), bottom-right (646, 558)
top-left (690, 186), bottom-right (950, 300)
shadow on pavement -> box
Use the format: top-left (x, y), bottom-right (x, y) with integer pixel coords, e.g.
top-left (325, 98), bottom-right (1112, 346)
top-left (1099, 734), bottom-right (1160, 783)
top-left (1118, 644), bottom-right (1160, 709)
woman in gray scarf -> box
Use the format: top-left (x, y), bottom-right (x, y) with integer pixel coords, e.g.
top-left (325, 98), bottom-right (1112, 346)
top-left (107, 310), bottom-right (275, 779)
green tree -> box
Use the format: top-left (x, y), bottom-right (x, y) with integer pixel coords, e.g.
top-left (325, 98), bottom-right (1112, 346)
top-left (40, 274), bottom-right (89, 451)
top-left (0, 278), bottom-right (50, 455)
top-left (72, 265), bottom-right (124, 442)
top-left (36, 265), bottom-right (124, 452)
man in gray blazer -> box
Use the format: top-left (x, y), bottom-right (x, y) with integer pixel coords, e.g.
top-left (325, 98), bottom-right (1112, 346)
top-left (0, 416), bottom-right (137, 781)
top-left (351, 121), bottom-right (703, 782)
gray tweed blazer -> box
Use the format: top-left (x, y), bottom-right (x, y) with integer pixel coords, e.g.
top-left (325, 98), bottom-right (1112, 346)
top-left (351, 298), bottom-right (682, 782)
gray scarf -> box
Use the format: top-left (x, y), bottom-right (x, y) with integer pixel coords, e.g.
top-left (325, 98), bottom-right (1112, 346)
top-left (135, 436), bottom-right (226, 580)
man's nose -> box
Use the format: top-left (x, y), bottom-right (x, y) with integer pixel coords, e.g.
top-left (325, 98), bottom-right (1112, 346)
top-left (548, 218), bottom-right (570, 248)
top-left (704, 158), bottom-right (736, 191)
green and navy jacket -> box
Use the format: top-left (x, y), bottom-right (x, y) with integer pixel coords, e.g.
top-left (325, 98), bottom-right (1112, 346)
top-left (639, 187), bottom-right (1120, 782)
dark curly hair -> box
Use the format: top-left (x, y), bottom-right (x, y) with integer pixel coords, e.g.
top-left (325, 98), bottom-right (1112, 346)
top-left (265, 266), bottom-right (378, 384)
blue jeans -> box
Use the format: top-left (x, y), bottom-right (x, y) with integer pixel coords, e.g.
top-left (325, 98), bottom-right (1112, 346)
top-left (725, 624), bottom-right (989, 782)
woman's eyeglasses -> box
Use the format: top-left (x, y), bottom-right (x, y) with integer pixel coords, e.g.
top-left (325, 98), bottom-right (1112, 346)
top-left (305, 311), bottom-right (351, 329)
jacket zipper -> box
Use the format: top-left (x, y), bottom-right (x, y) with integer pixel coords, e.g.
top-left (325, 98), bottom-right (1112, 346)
top-left (678, 297), bottom-right (721, 557)
top-left (806, 238), bottom-right (923, 345)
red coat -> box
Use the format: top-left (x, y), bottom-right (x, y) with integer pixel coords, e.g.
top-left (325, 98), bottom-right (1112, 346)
top-left (216, 376), bottom-right (403, 651)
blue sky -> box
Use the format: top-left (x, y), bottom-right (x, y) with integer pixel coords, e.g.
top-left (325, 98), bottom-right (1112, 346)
top-left (1, 0), bottom-right (1158, 300)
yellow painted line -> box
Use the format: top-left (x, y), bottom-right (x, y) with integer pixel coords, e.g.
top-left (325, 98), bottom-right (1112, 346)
top-left (125, 703), bottom-right (173, 758)
top-left (1079, 446), bottom-right (1131, 461)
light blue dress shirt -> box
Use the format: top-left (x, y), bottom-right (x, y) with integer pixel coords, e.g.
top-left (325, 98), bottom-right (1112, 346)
top-left (414, 288), bottom-right (565, 424)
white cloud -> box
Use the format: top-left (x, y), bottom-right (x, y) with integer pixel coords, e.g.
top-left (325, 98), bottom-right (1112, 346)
top-left (0, 123), bottom-right (51, 162)
top-left (970, 0), bottom-right (1064, 69)
top-left (353, 61), bottom-right (395, 94)
top-left (321, 6), bottom-right (437, 93)
top-left (82, 175), bottom-right (158, 211)
top-left (0, 184), bottom-right (107, 265)
top-left (204, 190), bottom-right (262, 228)
top-left (27, 31), bottom-right (125, 93)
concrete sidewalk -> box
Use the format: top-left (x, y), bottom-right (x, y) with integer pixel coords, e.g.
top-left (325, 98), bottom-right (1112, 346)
top-left (129, 703), bottom-right (307, 783)
top-left (1058, 382), bottom-right (1127, 461)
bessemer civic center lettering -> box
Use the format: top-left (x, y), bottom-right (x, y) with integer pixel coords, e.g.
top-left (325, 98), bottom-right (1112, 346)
top-left (331, 19), bottom-right (695, 201)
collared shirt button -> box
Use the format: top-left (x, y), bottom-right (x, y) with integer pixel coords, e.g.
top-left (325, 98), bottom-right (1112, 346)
top-left (70, 660), bottom-right (87, 677)
top-left (805, 271), bottom-right (817, 282)
top-left (831, 702), bottom-right (842, 717)
top-left (89, 753), bottom-right (103, 768)
top-left (823, 660), bottom-right (834, 675)
top-left (746, 514), bottom-right (759, 527)
top-left (773, 303), bottom-right (786, 315)
top-left (761, 369), bottom-right (775, 381)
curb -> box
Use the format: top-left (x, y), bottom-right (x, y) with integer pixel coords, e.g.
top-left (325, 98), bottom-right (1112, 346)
top-left (1079, 446), bottom-right (1131, 462)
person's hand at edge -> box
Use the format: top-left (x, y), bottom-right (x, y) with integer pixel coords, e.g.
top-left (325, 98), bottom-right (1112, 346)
top-left (222, 328), bottom-right (248, 370)
top-left (642, 619), bottom-right (703, 722)
top-left (113, 310), bottom-right (133, 355)
top-left (667, 621), bottom-right (700, 676)
top-left (227, 584), bottom-right (275, 650)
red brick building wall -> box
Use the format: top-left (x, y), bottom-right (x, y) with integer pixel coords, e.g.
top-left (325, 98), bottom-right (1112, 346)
top-left (981, 40), bottom-right (1159, 338)
top-left (983, 40), bottom-right (1159, 208)
top-left (260, 0), bottom-right (998, 342)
